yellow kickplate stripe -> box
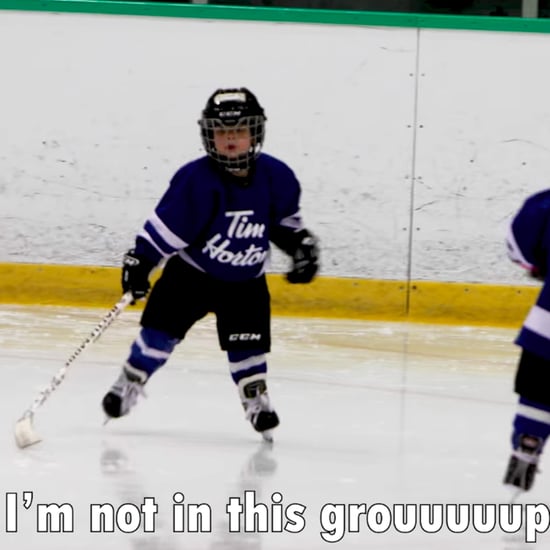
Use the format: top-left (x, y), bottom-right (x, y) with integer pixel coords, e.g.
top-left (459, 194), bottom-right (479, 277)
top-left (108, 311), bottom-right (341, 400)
top-left (0, 262), bottom-right (538, 327)
top-left (407, 280), bottom-right (537, 327)
top-left (268, 276), bottom-right (408, 320)
top-left (0, 263), bottom-right (122, 306)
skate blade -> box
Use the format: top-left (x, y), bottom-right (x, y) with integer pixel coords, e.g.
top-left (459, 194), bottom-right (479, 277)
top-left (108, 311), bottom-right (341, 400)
top-left (504, 483), bottom-right (525, 503)
top-left (261, 430), bottom-right (274, 443)
top-left (14, 416), bottom-right (42, 449)
top-left (103, 416), bottom-right (113, 426)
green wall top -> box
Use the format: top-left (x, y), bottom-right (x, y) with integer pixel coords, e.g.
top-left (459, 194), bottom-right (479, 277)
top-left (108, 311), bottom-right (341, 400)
top-left (2, 0), bottom-right (550, 33)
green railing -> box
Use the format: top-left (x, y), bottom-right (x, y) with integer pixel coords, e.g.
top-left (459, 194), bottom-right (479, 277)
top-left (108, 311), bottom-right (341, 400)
top-left (2, 0), bottom-right (550, 33)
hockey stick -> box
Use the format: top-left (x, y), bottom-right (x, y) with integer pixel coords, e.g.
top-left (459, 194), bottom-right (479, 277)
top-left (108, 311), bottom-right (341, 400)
top-left (14, 292), bottom-right (134, 449)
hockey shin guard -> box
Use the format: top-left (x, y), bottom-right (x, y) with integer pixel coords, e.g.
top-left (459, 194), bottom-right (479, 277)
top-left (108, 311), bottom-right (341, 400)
top-left (512, 396), bottom-right (550, 450)
top-left (127, 327), bottom-right (180, 378)
top-left (227, 349), bottom-right (267, 386)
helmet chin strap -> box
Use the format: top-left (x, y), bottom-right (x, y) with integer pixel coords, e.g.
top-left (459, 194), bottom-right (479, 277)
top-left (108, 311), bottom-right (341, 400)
top-left (226, 165), bottom-right (248, 174)
top-left (222, 161), bottom-right (252, 182)
top-left (214, 146), bottom-right (257, 172)
top-left (214, 156), bottom-right (255, 186)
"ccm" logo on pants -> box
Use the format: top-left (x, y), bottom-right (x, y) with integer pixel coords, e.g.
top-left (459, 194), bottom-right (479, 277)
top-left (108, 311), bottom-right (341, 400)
top-left (229, 333), bottom-right (261, 341)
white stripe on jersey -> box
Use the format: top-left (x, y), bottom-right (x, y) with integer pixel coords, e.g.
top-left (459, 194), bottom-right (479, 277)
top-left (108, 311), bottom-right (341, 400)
top-left (279, 210), bottom-right (304, 231)
top-left (148, 211), bottom-right (188, 250)
top-left (517, 402), bottom-right (550, 425)
top-left (178, 249), bottom-right (206, 272)
top-left (523, 305), bottom-right (550, 340)
top-left (506, 221), bottom-right (532, 268)
top-left (137, 230), bottom-right (170, 258)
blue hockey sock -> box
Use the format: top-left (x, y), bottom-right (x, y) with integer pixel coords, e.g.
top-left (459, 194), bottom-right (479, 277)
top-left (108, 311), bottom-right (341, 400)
top-left (227, 349), bottom-right (267, 385)
top-left (126, 327), bottom-right (180, 378)
top-left (512, 396), bottom-right (550, 451)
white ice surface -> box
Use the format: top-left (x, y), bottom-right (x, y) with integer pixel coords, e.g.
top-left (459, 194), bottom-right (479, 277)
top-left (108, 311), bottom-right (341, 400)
top-left (0, 304), bottom-right (547, 549)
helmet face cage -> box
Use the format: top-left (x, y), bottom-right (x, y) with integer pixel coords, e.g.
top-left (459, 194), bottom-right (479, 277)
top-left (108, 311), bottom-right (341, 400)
top-left (199, 88), bottom-right (266, 172)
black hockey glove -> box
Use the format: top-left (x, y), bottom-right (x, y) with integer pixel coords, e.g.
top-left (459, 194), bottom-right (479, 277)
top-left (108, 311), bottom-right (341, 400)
top-left (286, 230), bottom-right (320, 284)
top-left (122, 249), bottom-right (155, 303)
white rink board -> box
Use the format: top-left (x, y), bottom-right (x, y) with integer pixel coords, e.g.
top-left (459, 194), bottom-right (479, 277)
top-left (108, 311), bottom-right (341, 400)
top-left (0, 11), bottom-right (415, 279)
top-left (413, 29), bottom-right (550, 283)
top-left (1, 9), bottom-right (550, 285)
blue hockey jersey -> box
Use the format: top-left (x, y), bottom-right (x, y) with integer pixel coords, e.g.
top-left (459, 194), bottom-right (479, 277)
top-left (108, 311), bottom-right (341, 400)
top-left (133, 153), bottom-right (305, 282)
top-left (507, 189), bottom-right (550, 359)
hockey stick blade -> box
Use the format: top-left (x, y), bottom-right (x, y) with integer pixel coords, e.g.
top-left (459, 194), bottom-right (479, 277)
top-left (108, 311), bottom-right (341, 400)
top-left (14, 414), bottom-right (41, 449)
top-left (13, 292), bottom-right (134, 449)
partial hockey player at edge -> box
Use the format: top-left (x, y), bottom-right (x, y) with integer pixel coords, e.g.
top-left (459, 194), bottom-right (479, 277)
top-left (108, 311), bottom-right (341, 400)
top-left (504, 190), bottom-right (550, 490)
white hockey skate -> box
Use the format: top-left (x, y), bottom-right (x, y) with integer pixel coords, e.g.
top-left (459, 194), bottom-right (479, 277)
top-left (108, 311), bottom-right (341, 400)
top-left (240, 376), bottom-right (279, 442)
top-left (503, 434), bottom-right (543, 492)
top-left (102, 364), bottom-right (147, 419)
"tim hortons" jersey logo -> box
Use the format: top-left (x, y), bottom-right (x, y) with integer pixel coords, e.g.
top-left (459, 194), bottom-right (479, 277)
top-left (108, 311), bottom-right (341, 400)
top-left (202, 210), bottom-right (268, 267)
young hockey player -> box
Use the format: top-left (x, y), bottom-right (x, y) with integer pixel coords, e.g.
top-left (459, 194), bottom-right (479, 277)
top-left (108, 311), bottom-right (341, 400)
top-left (101, 88), bottom-right (319, 441)
top-left (503, 189), bottom-right (550, 490)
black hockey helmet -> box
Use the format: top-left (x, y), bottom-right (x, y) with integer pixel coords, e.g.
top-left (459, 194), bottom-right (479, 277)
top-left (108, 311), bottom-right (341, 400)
top-left (199, 87), bottom-right (266, 172)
